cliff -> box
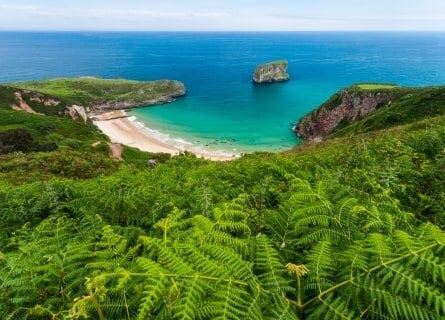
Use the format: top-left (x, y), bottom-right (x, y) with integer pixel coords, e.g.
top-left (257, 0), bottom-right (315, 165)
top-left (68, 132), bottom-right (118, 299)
top-left (253, 60), bottom-right (290, 84)
top-left (12, 77), bottom-right (186, 114)
top-left (294, 84), bottom-right (445, 142)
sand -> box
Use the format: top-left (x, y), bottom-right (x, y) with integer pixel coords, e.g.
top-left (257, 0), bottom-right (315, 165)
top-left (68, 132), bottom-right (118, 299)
top-left (92, 110), bottom-right (239, 161)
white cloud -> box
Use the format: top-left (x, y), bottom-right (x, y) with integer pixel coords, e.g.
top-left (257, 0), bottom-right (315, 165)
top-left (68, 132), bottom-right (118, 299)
top-left (0, 4), bottom-right (39, 11)
top-left (0, 5), bottom-right (232, 21)
top-left (0, 2), bottom-right (443, 31)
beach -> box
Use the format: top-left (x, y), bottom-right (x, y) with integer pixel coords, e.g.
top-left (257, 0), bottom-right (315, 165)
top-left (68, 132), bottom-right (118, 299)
top-left (92, 110), bottom-right (239, 161)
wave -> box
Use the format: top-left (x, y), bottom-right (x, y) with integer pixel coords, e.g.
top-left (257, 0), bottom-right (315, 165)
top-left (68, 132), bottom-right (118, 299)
top-left (128, 114), bottom-right (241, 159)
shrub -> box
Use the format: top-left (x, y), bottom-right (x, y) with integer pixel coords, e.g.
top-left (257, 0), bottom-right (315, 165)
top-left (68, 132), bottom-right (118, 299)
top-left (0, 128), bottom-right (33, 153)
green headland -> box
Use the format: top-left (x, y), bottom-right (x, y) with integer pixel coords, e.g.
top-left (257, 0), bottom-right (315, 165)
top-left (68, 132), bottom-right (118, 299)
top-left (12, 77), bottom-right (186, 113)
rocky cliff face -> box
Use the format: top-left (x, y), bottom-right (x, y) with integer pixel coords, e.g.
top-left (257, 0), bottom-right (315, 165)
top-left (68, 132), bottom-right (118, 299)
top-left (253, 61), bottom-right (290, 84)
top-left (90, 80), bottom-right (186, 114)
top-left (3, 79), bottom-right (186, 119)
top-left (294, 88), bottom-right (400, 142)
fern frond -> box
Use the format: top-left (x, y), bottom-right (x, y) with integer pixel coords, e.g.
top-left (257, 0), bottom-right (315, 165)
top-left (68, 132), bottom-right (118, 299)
top-left (201, 243), bottom-right (254, 281)
top-left (137, 274), bottom-right (169, 320)
top-left (408, 251), bottom-right (445, 284)
top-left (379, 263), bottom-right (445, 315)
top-left (266, 295), bottom-right (299, 320)
top-left (254, 235), bottom-right (292, 294)
top-left (305, 241), bottom-right (335, 293)
top-left (172, 276), bottom-right (209, 320)
top-left (209, 278), bottom-right (252, 320)
top-left (308, 294), bottom-right (356, 320)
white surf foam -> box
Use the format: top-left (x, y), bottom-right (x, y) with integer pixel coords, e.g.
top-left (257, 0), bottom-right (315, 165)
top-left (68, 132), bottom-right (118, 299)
top-left (128, 113), bottom-right (241, 158)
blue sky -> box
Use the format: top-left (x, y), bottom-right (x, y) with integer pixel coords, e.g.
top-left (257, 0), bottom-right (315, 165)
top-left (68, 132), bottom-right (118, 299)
top-left (0, 0), bottom-right (444, 31)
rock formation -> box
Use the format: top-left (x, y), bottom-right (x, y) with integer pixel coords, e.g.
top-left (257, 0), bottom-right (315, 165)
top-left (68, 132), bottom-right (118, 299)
top-left (90, 80), bottom-right (186, 114)
top-left (294, 86), bottom-right (401, 142)
top-left (2, 78), bottom-right (187, 119)
top-left (253, 61), bottom-right (290, 84)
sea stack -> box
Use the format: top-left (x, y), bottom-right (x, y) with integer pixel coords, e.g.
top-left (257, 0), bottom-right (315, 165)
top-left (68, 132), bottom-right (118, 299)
top-left (253, 60), bottom-right (290, 84)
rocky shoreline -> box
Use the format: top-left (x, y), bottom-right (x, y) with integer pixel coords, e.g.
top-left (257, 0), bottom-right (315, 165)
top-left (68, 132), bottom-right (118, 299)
top-left (8, 77), bottom-right (187, 117)
top-left (90, 81), bottom-right (186, 114)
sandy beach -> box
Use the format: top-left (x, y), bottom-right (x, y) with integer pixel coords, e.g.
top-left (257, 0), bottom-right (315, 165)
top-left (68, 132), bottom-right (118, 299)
top-left (92, 110), bottom-right (239, 161)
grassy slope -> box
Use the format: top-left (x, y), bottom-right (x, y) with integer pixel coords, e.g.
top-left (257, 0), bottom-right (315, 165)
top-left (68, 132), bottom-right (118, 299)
top-left (0, 84), bottom-right (156, 183)
top-left (331, 86), bottom-right (445, 137)
top-left (356, 83), bottom-right (399, 90)
top-left (1, 105), bottom-right (443, 229)
top-left (12, 77), bottom-right (185, 107)
top-left (0, 86), bottom-right (88, 140)
top-left (0, 77), bottom-right (185, 182)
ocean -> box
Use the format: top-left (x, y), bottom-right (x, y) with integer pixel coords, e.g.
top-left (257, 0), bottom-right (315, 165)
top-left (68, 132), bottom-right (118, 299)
top-left (1, 31), bottom-right (445, 153)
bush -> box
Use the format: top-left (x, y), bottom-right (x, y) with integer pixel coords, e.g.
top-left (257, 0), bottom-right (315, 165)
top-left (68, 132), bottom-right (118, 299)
top-left (0, 128), bottom-right (34, 153)
top-left (34, 142), bottom-right (58, 152)
top-left (64, 138), bottom-right (82, 150)
top-left (37, 123), bottom-right (56, 134)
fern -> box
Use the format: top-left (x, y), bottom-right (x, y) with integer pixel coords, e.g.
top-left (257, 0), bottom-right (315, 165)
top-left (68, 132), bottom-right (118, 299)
top-left (1, 144), bottom-right (444, 320)
top-left (254, 235), bottom-right (292, 294)
top-left (0, 216), bottom-right (98, 319)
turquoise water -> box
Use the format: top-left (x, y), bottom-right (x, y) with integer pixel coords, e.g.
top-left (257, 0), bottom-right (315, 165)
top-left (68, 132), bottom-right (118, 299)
top-left (1, 32), bottom-right (445, 153)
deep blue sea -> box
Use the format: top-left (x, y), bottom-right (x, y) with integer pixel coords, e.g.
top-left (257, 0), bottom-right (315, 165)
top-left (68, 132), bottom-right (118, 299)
top-left (1, 32), bottom-right (445, 153)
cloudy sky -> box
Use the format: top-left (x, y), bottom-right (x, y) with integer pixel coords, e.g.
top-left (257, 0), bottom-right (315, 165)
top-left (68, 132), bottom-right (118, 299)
top-left (0, 0), bottom-right (444, 31)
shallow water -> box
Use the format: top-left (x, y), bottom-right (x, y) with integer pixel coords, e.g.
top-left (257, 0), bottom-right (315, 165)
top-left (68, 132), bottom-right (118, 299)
top-left (1, 32), bottom-right (445, 152)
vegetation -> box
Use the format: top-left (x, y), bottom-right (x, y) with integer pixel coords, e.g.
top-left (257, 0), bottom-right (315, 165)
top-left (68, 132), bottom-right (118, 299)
top-left (297, 85), bottom-right (445, 140)
top-left (0, 82), bottom-right (444, 319)
top-left (12, 77), bottom-right (185, 108)
top-left (0, 81), bottom-right (171, 183)
top-left (333, 86), bottom-right (445, 137)
top-left (356, 83), bottom-right (399, 90)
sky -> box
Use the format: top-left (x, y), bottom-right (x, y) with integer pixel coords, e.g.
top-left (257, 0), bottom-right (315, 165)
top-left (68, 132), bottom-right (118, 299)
top-left (0, 0), bottom-right (445, 31)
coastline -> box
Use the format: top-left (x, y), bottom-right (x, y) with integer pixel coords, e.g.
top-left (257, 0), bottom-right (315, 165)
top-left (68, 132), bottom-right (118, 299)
top-left (92, 110), bottom-right (240, 161)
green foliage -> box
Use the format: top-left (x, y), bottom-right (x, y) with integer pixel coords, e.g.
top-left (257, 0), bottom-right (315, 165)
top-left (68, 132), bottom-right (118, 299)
top-left (356, 84), bottom-right (399, 90)
top-left (0, 85), bottom-right (69, 116)
top-left (2, 180), bottom-right (443, 319)
top-left (0, 106), bottom-right (123, 183)
top-left (0, 128), bottom-right (34, 153)
top-left (0, 128), bottom-right (59, 154)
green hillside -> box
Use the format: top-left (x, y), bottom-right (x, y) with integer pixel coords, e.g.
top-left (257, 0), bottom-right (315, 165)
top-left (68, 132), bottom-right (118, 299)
top-left (12, 77), bottom-right (186, 108)
top-left (0, 82), bottom-right (444, 319)
top-left (333, 85), bottom-right (445, 137)
top-left (0, 83), bottom-right (167, 183)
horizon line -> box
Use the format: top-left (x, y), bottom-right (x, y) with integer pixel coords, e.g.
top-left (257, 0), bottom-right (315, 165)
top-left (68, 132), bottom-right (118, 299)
top-left (1, 29), bottom-right (445, 33)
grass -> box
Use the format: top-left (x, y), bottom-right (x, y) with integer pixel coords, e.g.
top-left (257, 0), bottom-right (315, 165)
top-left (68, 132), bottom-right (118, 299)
top-left (0, 108), bottom-right (103, 143)
top-left (11, 77), bottom-right (185, 107)
top-left (356, 84), bottom-right (399, 90)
